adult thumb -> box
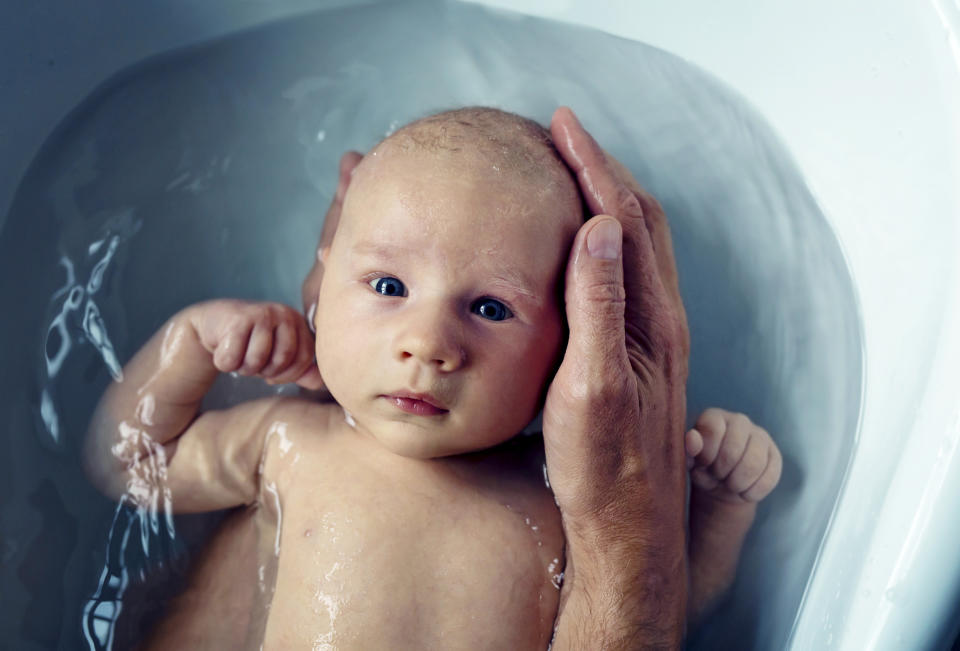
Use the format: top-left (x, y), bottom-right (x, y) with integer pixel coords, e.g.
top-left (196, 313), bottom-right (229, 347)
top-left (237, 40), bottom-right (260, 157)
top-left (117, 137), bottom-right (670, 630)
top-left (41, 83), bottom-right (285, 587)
top-left (563, 215), bottom-right (628, 378)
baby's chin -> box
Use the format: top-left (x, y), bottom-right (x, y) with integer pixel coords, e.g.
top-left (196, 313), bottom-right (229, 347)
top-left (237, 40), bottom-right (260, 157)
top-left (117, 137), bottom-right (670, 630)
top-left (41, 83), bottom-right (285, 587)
top-left (348, 413), bottom-right (517, 460)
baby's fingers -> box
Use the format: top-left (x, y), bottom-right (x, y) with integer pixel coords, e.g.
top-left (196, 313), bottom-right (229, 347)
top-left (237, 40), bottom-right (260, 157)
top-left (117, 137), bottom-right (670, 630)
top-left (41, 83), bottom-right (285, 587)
top-left (269, 317), bottom-right (318, 385)
top-left (740, 444), bottom-right (783, 502)
top-left (724, 433), bottom-right (772, 498)
top-left (690, 408), bottom-right (727, 466)
top-left (240, 316), bottom-right (277, 376)
top-left (685, 428), bottom-right (703, 470)
top-left (708, 413), bottom-right (752, 480)
top-left (212, 321), bottom-right (254, 373)
top-left (260, 318), bottom-right (298, 378)
top-left (294, 365), bottom-right (324, 391)
top-left (690, 466), bottom-right (721, 491)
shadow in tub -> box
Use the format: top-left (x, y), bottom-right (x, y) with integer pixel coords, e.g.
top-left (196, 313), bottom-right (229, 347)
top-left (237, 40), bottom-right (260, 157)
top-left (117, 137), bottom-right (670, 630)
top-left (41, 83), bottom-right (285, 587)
top-left (0, 0), bottom-right (862, 648)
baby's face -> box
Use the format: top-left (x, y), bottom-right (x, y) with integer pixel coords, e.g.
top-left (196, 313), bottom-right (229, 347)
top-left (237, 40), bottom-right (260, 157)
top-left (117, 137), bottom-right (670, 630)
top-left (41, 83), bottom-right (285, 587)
top-left (313, 144), bottom-right (580, 458)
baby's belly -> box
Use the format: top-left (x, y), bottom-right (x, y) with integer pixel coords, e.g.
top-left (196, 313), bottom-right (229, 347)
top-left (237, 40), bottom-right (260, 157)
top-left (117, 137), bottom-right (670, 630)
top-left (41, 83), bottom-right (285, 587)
top-left (259, 486), bottom-right (562, 649)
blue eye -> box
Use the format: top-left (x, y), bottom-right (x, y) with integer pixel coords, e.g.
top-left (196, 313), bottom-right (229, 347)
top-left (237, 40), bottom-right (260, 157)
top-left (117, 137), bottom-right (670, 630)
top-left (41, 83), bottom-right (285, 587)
top-left (472, 298), bottom-right (512, 321)
top-left (370, 277), bottom-right (406, 297)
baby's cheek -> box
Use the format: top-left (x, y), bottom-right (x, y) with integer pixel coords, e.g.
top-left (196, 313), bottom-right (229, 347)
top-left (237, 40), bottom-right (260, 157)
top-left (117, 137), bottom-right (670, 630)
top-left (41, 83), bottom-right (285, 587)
top-left (487, 356), bottom-right (546, 429)
top-left (314, 325), bottom-right (350, 400)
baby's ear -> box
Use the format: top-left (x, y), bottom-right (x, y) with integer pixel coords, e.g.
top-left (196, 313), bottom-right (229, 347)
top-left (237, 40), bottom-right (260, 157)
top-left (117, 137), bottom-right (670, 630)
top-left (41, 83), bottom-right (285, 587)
top-left (301, 245), bottom-right (333, 329)
top-left (301, 247), bottom-right (324, 318)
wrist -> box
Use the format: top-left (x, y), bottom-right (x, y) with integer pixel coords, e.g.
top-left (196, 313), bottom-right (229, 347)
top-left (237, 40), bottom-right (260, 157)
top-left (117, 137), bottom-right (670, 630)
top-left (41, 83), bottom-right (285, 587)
top-left (554, 576), bottom-right (686, 650)
top-left (689, 490), bottom-right (758, 521)
top-left (555, 517), bottom-right (687, 650)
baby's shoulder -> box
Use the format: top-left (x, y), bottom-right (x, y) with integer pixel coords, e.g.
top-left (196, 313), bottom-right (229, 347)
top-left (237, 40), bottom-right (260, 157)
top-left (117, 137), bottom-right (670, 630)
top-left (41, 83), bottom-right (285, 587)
top-left (254, 397), bottom-right (343, 470)
top-left (259, 395), bottom-right (341, 427)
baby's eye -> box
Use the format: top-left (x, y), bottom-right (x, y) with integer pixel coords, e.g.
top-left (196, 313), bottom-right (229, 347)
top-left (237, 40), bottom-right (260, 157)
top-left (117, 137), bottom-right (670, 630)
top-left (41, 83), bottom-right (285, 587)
top-left (370, 276), bottom-right (406, 297)
top-left (471, 298), bottom-right (512, 322)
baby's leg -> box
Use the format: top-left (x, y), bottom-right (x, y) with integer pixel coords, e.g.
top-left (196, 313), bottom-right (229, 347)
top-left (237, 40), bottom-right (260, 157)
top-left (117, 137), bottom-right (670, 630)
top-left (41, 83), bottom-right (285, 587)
top-left (139, 508), bottom-right (258, 650)
top-left (684, 408), bottom-right (782, 626)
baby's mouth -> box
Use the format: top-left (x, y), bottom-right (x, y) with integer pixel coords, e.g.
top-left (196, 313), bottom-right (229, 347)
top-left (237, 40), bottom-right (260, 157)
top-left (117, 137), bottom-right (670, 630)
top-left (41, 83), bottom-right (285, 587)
top-left (380, 391), bottom-right (449, 416)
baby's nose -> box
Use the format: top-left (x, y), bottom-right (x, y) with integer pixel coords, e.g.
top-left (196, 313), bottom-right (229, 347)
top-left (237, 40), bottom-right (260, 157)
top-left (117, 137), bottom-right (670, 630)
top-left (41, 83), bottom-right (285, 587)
top-left (394, 307), bottom-right (466, 372)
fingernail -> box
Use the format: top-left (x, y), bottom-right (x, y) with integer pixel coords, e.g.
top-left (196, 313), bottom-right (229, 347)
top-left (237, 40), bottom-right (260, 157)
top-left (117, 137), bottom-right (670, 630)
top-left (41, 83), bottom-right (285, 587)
top-left (587, 219), bottom-right (621, 260)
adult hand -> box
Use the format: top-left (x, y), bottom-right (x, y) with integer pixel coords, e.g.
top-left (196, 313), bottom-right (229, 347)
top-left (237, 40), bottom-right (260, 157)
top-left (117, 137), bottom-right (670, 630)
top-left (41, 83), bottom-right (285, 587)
top-left (543, 107), bottom-right (691, 649)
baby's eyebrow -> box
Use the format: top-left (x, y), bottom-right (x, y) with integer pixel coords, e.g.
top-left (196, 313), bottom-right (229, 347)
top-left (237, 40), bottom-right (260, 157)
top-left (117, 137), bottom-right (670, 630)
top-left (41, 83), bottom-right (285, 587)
top-left (352, 241), bottom-right (415, 259)
top-left (487, 272), bottom-right (544, 307)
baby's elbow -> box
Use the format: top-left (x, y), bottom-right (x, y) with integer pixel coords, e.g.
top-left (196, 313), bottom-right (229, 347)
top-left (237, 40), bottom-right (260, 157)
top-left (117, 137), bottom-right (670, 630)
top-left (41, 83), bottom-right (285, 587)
top-left (82, 409), bottom-right (129, 501)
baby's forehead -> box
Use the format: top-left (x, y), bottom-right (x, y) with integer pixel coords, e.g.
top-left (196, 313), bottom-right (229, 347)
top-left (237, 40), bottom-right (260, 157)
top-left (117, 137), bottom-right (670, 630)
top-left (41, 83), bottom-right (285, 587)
top-left (359, 131), bottom-right (579, 208)
top-left (351, 149), bottom-right (574, 234)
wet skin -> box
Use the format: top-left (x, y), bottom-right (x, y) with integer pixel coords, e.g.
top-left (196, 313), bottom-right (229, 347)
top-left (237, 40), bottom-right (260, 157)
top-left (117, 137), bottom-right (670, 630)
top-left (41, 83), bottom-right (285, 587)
top-left (101, 109), bottom-right (782, 649)
top-left (91, 139), bottom-right (581, 648)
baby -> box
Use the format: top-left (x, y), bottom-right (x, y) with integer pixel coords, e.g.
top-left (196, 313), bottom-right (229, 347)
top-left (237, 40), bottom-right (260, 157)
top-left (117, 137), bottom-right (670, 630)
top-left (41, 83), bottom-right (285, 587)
top-left (85, 107), bottom-right (782, 648)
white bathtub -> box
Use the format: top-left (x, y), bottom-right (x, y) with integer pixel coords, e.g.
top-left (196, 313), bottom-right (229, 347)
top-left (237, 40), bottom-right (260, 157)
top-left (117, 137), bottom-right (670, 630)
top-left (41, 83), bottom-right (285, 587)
top-left (0, 1), bottom-right (957, 649)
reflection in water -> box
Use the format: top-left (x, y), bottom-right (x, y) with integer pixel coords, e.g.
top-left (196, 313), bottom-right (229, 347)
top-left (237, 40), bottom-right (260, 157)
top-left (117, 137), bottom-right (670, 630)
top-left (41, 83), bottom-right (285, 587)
top-left (41, 218), bottom-right (138, 446)
top-left (36, 220), bottom-right (157, 649)
top-left (81, 425), bottom-right (177, 650)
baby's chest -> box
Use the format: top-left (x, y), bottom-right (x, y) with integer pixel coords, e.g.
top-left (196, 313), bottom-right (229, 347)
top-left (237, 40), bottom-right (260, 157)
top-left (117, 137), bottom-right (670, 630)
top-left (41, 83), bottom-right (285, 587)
top-left (264, 461), bottom-right (564, 649)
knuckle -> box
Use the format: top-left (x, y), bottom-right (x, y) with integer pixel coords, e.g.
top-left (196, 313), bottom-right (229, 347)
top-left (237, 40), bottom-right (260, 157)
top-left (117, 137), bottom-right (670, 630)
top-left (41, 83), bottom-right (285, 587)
top-left (754, 424), bottom-right (772, 441)
top-left (279, 339), bottom-right (297, 362)
top-left (663, 309), bottom-right (690, 352)
top-left (296, 338), bottom-right (315, 362)
top-left (769, 448), bottom-right (784, 479)
top-left (741, 453), bottom-right (767, 479)
top-left (214, 345), bottom-right (241, 372)
top-left (275, 328), bottom-right (296, 353)
top-left (643, 192), bottom-right (664, 215)
top-left (252, 304), bottom-right (276, 328)
top-left (744, 474), bottom-right (774, 500)
top-left (616, 185), bottom-right (643, 216)
top-left (580, 272), bottom-right (627, 306)
top-left (715, 445), bottom-right (739, 471)
top-left (729, 412), bottom-right (751, 432)
top-left (697, 409), bottom-right (726, 436)
top-left (246, 344), bottom-right (270, 367)
top-left (642, 307), bottom-right (688, 368)
top-left (569, 365), bottom-right (634, 411)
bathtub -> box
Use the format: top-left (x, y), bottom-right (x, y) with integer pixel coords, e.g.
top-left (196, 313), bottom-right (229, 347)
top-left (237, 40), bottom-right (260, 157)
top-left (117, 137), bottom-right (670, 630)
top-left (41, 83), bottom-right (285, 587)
top-left (1, 0), bottom-right (958, 649)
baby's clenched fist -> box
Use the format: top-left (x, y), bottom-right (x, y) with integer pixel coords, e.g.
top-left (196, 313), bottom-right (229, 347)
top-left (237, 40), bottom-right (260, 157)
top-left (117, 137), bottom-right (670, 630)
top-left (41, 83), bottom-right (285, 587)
top-left (685, 408), bottom-right (782, 504)
top-left (190, 299), bottom-right (323, 389)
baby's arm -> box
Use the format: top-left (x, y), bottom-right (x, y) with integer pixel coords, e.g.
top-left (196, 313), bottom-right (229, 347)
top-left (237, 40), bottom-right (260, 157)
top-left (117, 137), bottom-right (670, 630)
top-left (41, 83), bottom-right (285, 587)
top-left (84, 299), bottom-right (321, 513)
top-left (684, 408), bottom-right (782, 626)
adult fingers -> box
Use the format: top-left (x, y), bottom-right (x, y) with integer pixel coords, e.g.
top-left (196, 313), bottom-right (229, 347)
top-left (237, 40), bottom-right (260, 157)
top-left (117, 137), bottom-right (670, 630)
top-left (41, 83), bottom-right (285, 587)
top-left (551, 108), bottom-right (686, 366)
top-left (562, 215), bottom-right (629, 384)
top-left (543, 214), bottom-right (636, 517)
top-left (551, 108), bottom-right (688, 361)
top-left (550, 108), bottom-right (676, 291)
top-left (551, 107), bottom-right (644, 220)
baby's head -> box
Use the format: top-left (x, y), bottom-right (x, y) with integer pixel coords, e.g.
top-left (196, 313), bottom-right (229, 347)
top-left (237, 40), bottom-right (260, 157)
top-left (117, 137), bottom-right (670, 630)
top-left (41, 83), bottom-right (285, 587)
top-left (313, 107), bottom-right (584, 458)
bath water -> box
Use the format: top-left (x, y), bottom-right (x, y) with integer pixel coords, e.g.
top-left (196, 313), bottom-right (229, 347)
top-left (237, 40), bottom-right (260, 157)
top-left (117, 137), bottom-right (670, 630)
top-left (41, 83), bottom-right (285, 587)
top-left (0, 0), bottom-right (861, 648)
